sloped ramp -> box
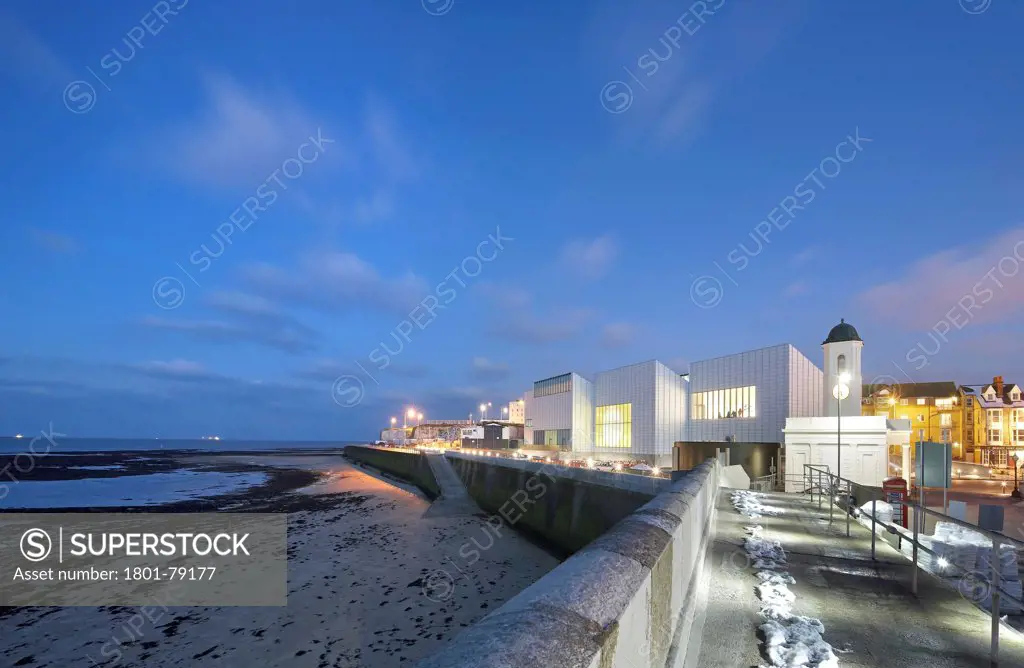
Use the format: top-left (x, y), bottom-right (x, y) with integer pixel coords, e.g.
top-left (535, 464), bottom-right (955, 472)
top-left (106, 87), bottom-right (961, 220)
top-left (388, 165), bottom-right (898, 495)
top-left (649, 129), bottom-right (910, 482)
top-left (423, 454), bottom-right (480, 517)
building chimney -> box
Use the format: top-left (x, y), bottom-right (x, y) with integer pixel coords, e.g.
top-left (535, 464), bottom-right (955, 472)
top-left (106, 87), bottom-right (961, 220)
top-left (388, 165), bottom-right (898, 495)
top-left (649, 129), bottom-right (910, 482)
top-left (995, 375), bottom-right (1004, 398)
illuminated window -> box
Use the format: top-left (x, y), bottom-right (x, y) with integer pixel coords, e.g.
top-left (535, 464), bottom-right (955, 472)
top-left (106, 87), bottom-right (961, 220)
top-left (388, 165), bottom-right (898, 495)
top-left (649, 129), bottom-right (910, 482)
top-left (989, 429), bottom-right (1002, 444)
top-left (691, 386), bottom-right (756, 420)
top-left (940, 413), bottom-right (952, 426)
top-left (917, 398), bottom-right (927, 405)
top-left (595, 403), bottom-right (632, 449)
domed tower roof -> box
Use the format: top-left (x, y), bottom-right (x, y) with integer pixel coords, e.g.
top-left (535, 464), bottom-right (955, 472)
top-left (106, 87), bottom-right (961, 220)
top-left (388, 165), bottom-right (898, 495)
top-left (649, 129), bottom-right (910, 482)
top-left (822, 318), bottom-right (863, 345)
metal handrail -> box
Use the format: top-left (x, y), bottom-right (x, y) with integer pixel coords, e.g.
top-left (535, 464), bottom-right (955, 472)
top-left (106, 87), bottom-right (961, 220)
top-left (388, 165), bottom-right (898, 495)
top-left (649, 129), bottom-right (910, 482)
top-left (797, 463), bottom-right (1021, 666)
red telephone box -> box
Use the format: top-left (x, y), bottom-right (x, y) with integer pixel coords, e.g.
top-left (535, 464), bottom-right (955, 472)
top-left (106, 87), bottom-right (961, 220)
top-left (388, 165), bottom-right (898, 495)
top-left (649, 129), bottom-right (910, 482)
top-left (883, 477), bottom-right (908, 528)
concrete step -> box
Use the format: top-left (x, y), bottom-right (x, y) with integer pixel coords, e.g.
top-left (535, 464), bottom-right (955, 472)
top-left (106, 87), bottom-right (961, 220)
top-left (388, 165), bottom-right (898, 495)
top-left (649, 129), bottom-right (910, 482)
top-left (424, 454), bottom-right (480, 517)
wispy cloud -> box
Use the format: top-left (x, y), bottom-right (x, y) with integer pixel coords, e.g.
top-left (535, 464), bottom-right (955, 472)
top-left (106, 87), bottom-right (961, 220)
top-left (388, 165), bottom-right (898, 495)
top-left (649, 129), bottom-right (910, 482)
top-left (131, 359), bottom-right (215, 381)
top-left (294, 358), bottom-right (429, 383)
top-left (154, 72), bottom-right (338, 189)
top-left (470, 356), bottom-right (510, 381)
top-left (561, 234), bottom-right (618, 280)
top-left (30, 229), bottom-right (79, 254)
top-left (477, 283), bottom-right (532, 310)
top-left (364, 97), bottom-right (419, 182)
top-left (857, 226), bottom-right (1024, 329)
top-left (0, 10), bottom-right (73, 90)
top-left (783, 282), bottom-right (808, 298)
top-left (792, 246), bottom-right (820, 265)
top-left (140, 314), bottom-right (318, 354)
top-left (241, 250), bottom-right (428, 315)
top-left (600, 322), bottom-right (636, 348)
top-left (490, 309), bottom-right (593, 345)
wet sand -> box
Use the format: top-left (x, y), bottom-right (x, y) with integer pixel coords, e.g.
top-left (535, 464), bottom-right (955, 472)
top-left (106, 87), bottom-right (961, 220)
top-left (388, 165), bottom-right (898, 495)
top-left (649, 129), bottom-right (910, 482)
top-left (0, 454), bottom-right (560, 667)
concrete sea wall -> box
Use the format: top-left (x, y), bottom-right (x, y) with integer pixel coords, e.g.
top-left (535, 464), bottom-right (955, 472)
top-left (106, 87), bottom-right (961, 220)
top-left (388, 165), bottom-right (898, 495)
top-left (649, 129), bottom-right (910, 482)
top-left (417, 458), bottom-right (721, 668)
top-left (343, 445), bottom-right (441, 499)
top-left (446, 453), bottom-right (670, 554)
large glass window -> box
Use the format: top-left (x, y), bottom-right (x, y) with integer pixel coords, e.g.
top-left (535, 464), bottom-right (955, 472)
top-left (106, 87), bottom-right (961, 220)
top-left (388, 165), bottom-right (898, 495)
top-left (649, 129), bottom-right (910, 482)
top-left (595, 403), bottom-right (632, 449)
top-left (691, 386), bottom-right (756, 420)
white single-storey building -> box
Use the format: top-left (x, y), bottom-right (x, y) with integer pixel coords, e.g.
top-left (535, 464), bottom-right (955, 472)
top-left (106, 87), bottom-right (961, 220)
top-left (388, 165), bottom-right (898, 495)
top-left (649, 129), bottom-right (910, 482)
top-left (783, 320), bottom-right (911, 491)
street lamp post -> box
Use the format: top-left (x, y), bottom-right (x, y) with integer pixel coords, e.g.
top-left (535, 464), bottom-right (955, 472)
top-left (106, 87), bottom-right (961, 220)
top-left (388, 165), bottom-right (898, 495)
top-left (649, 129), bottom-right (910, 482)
top-left (1013, 454), bottom-right (1022, 499)
top-left (833, 372), bottom-right (851, 487)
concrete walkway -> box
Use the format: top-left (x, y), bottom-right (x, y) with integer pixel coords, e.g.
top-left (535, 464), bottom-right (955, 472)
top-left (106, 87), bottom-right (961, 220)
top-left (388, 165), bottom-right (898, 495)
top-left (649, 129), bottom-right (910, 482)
top-left (423, 454), bottom-right (480, 517)
top-left (698, 488), bottom-right (1024, 667)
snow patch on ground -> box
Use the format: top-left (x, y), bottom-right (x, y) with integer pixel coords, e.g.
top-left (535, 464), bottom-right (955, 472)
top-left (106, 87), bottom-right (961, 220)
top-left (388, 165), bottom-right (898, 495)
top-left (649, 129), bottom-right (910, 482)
top-left (732, 490), bottom-right (786, 519)
top-left (730, 490), bottom-right (841, 668)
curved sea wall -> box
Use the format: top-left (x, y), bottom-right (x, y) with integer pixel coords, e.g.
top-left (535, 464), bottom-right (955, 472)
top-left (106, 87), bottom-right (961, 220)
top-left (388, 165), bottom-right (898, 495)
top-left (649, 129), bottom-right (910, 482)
top-left (417, 458), bottom-right (720, 668)
top-left (446, 453), bottom-right (670, 554)
top-left (343, 445), bottom-right (441, 499)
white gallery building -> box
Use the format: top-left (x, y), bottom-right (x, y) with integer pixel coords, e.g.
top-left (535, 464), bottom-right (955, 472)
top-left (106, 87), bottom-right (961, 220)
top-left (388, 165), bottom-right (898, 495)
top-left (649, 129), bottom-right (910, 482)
top-left (519, 320), bottom-right (909, 477)
top-left (522, 344), bottom-right (825, 468)
top-left (523, 361), bottom-right (686, 466)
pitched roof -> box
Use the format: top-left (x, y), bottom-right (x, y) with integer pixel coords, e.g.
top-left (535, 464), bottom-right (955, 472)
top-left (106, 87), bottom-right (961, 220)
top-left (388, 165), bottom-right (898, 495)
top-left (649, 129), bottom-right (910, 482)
top-left (862, 381), bottom-right (958, 399)
top-left (979, 382), bottom-right (1024, 408)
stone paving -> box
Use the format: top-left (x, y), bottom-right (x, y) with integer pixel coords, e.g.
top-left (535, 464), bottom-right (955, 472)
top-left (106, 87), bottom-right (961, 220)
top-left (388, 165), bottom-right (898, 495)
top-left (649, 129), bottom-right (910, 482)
top-left (698, 488), bottom-right (1024, 667)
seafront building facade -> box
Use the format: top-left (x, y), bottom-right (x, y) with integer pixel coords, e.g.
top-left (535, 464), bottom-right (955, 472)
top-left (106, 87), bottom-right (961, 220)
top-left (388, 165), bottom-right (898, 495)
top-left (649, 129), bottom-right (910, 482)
top-left (972, 377), bottom-right (1024, 468)
top-left (522, 363), bottom-right (684, 467)
top-left (520, 348), bottom-right (822, 468)
top-left (861, 381), bottom-right (964, 461)
top-left (685, 344), bottom-right (823, 446)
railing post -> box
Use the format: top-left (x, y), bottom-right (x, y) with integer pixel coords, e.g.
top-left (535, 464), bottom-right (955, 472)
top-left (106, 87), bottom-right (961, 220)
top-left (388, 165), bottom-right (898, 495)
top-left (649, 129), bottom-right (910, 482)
top-left (992, 537), bottom-right (1001, 667)
top-left (829, 474), bottom-right (834, 525)
top-left (911, 504), bottom-right (919, 596)
top-left (846, 479), bottom-right (851, 537)
top-left (871, 499), bottom-right (876, 560)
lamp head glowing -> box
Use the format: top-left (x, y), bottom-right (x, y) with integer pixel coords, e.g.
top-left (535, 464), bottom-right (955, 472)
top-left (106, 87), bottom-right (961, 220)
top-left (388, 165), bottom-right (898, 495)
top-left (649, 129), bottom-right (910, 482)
top-left (479, 403), bottom-right (486, 412)
top-left (417, 412), bottom-right (423, 421)
top-left (407, 408), bottom-right (416, 418)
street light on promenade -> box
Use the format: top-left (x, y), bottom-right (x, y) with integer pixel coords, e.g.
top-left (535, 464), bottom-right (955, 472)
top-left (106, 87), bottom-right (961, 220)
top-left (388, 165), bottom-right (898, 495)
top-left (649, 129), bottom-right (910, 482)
top-left (833, 371), bottom-right (852, 487)
top-left (1013, 454), bottom-right (1022, 499)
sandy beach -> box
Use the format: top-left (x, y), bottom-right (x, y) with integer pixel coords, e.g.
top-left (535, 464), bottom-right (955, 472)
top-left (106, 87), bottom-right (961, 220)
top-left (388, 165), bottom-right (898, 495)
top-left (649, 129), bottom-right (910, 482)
top-left (0, 453), bottom-right (560, 667)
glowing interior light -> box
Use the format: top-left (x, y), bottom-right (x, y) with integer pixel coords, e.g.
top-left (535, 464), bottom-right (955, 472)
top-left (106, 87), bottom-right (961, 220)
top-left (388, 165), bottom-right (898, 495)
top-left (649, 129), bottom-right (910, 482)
top-left (937, 557), bottom-right (949, 569)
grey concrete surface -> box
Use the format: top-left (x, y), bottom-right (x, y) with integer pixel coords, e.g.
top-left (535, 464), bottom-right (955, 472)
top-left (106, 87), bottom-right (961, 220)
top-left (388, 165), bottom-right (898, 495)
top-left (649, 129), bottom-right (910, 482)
top-left (699, 488), bottom-right (1024, 667)
top-left (424, 453), bottom-right (480, 517)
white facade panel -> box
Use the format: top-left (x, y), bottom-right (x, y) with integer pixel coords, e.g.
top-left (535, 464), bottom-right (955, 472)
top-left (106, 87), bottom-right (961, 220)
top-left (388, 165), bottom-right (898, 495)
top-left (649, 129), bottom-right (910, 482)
top-left (783, 416), bottom-right (889, 490)
top-left (530, 391), bottom-right (572, 431)
top-left (594, 360), bottom-right (685, 462)
top-left (572, 374), bottom-right (595, 450)
top-left (788, 345), bottom-right (825, 420)
top-left (686, 344), bottom-right (795, 444)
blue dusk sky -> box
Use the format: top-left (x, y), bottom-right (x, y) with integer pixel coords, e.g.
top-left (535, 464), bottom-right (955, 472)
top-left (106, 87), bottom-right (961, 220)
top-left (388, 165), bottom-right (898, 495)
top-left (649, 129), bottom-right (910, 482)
top-left (1, 0), bottom-right (1022, 439)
